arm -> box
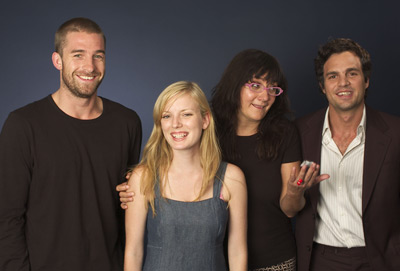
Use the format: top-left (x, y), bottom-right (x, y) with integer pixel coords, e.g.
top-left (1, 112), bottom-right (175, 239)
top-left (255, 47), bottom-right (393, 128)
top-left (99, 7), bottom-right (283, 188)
top-left (279, 161), bottom-right (304, 217)
top-left (280, 161), bottom-right (329, 217)
top-left (0, 114), bottom-right (31, 270)
top-left (222, 164), bottom-right (248, 271)
top-left (124, 168), bottom-right (147, 271)
top-left (118, 113), bottom-right (142, 209)
top-left (129, 112), bottom-right (142, 166)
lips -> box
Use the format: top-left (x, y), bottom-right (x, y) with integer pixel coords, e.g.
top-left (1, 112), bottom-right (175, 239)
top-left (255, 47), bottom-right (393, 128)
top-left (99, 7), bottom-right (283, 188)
top-left (79, 75), bottom-right (95, 80)
top-left (171, 132), bottom-right (188, 139)
top-left (336, 89), bottom-right (353, 97)
top-left (252, 103), bottom-right (267, 110)
top-left (76, 73), bottom-right (99, 81)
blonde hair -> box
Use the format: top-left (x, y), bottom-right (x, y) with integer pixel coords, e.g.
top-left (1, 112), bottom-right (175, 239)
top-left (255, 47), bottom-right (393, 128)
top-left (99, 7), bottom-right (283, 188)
top-left (136, 81), bottom-right (221, 215)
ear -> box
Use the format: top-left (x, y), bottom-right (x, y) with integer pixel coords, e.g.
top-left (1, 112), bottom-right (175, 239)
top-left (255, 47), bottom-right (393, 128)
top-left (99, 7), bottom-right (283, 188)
top-left (202, 112), bottom-right (210, 130)
top-left (319, 82), bottom-right (326, 94)
top-left (52, 52), bottom-right (62, 70)
top-left (365, 78), bottom-right (369, 89)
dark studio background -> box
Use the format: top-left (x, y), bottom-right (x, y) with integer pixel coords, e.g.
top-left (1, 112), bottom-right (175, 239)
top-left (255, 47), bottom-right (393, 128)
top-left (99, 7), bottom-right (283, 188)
top-left (1, 0), bottom-right (399, 150)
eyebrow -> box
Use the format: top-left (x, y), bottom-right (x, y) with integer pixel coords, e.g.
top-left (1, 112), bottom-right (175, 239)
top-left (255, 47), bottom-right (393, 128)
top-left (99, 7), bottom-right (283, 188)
top-left (162, 108), bottom-right (194, 114)
top-left (325, 71), bottom-right (338, 76)
top-left (70, 49), bottom-right (85, 54)
top-left (69, 49), bottom-right (106, 54)
top-left (250, 78), bottom-right (267, 84)
top-left (251, 77), bottom-right (264, 81)
top-left (345, 67), bottom-right (360, 73)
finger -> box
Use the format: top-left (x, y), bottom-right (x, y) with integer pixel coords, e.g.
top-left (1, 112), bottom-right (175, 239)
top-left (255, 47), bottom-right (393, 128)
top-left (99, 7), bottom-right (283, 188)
top-left (119, 191), bottom-right (134, 197)
top-left (120, 197), bottom-right (133, 203)
top-left (119, 192), bottom-right (134, 202)
top-left (304, 163), bottom-right (317, 178)
top-left (288, 166), bottom-right (297, 184)
top-left (126, 171), bottom-right (132, 180)
top-left (308, 165), bottom-right (320, 182)
top-left (315, 174), bottom-right (330, 184)
top-left (295, 163), bottom-right (315, 188)
top-left (116, 183), bottom-right (129, 192)
top-left (299, 164), bottom-right (308, 175)
top-left (295, 164), bottom-right (308, 186)
top-left (296, 179), bottom-right (304, 186)
top-left (121, 203), bottom-right (128, 209)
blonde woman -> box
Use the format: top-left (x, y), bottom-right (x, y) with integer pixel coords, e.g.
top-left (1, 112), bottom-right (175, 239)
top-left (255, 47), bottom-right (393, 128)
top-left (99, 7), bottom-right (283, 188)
top-left (124, 81), bottom-right (247, 271)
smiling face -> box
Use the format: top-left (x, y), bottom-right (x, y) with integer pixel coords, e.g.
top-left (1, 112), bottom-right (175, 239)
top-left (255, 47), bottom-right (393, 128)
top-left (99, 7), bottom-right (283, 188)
top-left (53, 31), bottom-right (105, 98)
top-left (161, 93), bottom-right (210, 152)
top-left (237, 76), bottom-right (276, 132)
top-left (322, 51), bottom-right (369, 114)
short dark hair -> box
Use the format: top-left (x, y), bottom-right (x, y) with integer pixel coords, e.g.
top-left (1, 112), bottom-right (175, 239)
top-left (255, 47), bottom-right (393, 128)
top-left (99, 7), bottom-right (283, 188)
top-left (211, 49), bottom-right (291, 161)
top-left (315, 38), bottom-right (371, 93)
top-left (55, 17), bottom-right (105, 55)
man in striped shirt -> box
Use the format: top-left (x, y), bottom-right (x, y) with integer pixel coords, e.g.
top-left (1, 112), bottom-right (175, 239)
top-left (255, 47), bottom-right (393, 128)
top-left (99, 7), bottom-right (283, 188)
top-left (295, 38), bottom-right (400, 271)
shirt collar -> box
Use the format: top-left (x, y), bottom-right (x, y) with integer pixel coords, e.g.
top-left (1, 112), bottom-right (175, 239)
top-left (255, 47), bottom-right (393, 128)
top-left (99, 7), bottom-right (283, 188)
top-left (322, 105), bottom-right (367, 140)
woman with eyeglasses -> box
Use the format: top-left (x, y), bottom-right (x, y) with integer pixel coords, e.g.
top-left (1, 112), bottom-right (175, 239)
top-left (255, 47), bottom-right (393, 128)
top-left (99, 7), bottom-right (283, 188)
top-left (211, 49), bottom-right (327, 271)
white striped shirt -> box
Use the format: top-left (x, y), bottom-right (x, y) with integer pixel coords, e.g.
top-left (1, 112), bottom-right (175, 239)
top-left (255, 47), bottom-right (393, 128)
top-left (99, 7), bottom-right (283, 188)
top-left (314, 106), bottom-right (366, 247)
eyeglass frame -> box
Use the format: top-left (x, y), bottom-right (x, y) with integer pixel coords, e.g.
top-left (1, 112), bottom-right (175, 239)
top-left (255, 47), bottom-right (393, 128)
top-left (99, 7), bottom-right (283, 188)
top-left (244, 82), bottom-right (284, 96)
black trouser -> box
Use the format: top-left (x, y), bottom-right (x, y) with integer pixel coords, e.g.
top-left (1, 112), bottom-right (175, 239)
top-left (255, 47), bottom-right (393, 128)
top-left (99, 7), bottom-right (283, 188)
top-left (310, 242), bottom-right (372, 271)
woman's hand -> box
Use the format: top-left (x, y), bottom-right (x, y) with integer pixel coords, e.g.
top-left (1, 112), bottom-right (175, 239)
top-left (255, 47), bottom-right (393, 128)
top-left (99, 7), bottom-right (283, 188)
top-left (280, 161), bottom-right (330, 217)
top-left (287, 162), bottom-right (329, 196)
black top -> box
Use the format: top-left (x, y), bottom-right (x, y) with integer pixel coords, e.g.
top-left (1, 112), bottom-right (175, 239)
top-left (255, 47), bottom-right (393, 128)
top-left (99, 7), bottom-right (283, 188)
top-left (231, 122), bottom-right (301, 269)
top-left (0, 95), bottom-right (142, 271)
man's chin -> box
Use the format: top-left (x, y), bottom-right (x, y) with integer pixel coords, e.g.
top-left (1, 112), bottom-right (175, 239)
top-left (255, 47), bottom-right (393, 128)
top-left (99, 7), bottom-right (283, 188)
top-left (70, 89), bottom-right (97, 99)
top-left (69, 84), bottom-right (100, 98)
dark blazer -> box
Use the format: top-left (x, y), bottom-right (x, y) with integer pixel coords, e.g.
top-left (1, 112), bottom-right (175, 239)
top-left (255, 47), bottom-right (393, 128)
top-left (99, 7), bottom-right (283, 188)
top-left (295, 105), bottom-right (400, 271)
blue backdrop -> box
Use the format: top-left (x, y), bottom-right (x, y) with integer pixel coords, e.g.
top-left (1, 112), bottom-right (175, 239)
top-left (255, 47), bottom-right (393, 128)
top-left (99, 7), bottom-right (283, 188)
top-left (1, 0), bottom-right (399, 148)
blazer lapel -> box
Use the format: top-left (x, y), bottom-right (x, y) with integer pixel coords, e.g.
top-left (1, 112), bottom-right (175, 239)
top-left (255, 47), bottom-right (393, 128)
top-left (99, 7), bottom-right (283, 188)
top-left (362, 106), bottom-right (391, 213)
top-left (303, 109), bottom-right (325, 212)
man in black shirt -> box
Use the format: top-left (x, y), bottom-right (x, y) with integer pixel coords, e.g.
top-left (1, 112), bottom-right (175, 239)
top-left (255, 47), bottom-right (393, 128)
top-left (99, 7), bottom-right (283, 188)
top-left (0, 17), bottom-right (142, 271)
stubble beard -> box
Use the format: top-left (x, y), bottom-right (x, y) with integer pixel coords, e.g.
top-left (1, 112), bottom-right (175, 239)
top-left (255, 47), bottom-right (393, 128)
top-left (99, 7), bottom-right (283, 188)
top-left (61, 70), bottom-right (102, 99)
top-left (327, 94), bottom-right (365, 115)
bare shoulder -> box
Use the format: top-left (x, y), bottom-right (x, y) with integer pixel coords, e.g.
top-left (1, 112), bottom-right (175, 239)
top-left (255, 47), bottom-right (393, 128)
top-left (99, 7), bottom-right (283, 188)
top-left (221, 163), bottom-right (247, 204)
top-left (127, 165), bottom-right (146, 192)
top-left (223, 163), bottom-right (246, 187)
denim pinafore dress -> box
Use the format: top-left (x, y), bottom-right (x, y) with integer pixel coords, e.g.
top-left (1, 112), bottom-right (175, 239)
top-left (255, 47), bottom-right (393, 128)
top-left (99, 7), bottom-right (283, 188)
top-left (142, 162), bottom-right (229, 271)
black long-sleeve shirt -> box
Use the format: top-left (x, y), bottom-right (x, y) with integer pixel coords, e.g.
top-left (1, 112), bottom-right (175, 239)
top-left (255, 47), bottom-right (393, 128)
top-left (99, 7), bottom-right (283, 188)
top-left (0, 95), bottom-right (142, 271)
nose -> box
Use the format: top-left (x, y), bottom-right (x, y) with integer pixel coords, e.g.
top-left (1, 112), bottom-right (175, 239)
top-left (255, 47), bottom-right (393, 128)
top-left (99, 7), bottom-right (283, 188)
top-left (257, 88), bottom-right (270, 101)
top-left (82, 57), bottom-right (95, 72)
top-left (338, 74), bottom-right (350, 87)
top-left (172, 116), bottom-right (182, 128)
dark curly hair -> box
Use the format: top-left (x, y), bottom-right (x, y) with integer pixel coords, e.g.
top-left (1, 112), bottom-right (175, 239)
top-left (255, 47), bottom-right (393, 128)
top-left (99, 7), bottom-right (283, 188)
top-left (315, 38), bottom-right (371, 95)
top-left (210, 49), bottom-right (291, 161)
